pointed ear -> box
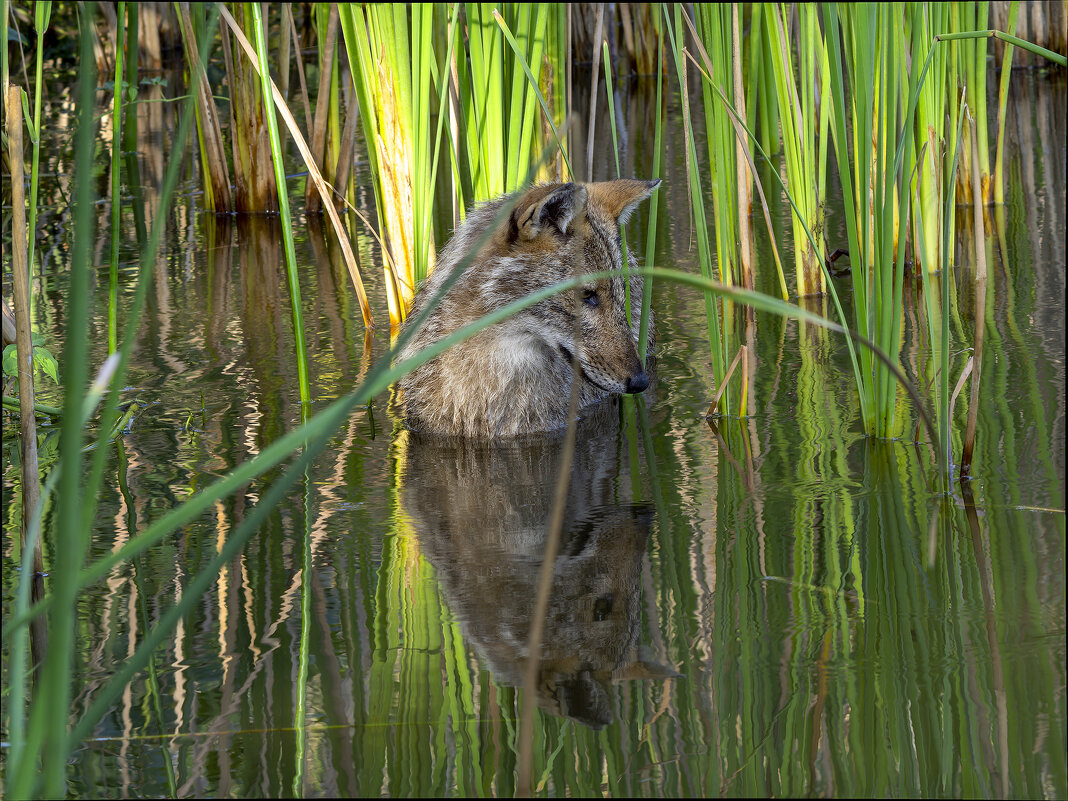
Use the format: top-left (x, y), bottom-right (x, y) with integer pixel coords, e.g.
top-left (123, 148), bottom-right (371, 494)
top-left (514, 183), bottom-right (588, 240)
top-left (590, 179), bottom-right (662, 225)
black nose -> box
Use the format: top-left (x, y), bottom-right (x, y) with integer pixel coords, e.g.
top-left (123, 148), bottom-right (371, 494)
top-left (625, 371), bottom-right (649, 394)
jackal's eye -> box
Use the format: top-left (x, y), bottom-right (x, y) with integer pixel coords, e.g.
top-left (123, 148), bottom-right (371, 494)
top-left (582, 288), bottom-right (600, 307)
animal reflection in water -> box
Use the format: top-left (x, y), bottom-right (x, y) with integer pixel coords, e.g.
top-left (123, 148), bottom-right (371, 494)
top-left (398, 401), bottom-right (679, 729)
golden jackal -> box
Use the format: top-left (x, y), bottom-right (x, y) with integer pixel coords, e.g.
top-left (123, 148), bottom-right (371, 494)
top-left (397, 179), bottom-right (661, 436)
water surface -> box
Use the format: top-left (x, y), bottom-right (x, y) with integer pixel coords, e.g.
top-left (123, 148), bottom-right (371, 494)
top-left (2, 69), bottom-right (1064, 798)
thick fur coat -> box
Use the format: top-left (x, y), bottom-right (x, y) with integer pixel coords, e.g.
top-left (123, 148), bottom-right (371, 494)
top-left (396, 179), bottom-right (660, 436)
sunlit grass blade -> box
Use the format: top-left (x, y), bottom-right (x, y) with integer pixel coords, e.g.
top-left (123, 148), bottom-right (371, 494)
top-left (764, 3), bottom-right (828, 296)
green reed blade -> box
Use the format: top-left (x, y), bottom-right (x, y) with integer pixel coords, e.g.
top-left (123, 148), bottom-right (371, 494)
top-left (251, 2), bottom-right (310, 413)
top-left (638, 6), bottom-right (664, 364)
top-left (936, 28), bottom-right (1067, 66)
top-left (993, 1), bottom-right (1020, 205)
top-left (493, 7), bottom-right (574, 182)
top-left (664, 4), bottom-right (729, 413)
top-left (108, 2), bottom-right (125, 353)
top-left (602, 39), bottom-right (634, 325)
top-left (14, 9), bottom-right (96, 798)
top-left (26, 1), bottom-right (51, 281)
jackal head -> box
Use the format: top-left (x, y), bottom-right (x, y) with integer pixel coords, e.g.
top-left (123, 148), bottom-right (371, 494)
top-left (495, 179), bottom-right (662, 396)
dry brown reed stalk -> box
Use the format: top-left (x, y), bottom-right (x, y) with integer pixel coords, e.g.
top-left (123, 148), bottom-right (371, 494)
top-left (284, 5), bottom-right (313, 134)
top-left (331, 89), bottom-right (361, 209)
top-left (176, 1), bottom-right (233, 212)
top-left (219, 4), bottom-right (373, 327)
top-left (305, 4), bottom-right (339, 215)
top-left (619, 2), bottom-right (660, 75)
top-left (5, 84), bottom-right (48, 668)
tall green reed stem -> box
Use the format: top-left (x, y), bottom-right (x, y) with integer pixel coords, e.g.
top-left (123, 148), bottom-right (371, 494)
top-left (764, 3), bottom-right (830, 296)
top-left (638, 7), bottom-right (665, 364)
top-left (909, 2), bottom-right (952, 274)
top-left (665, 5), bottom-right (729, 414)
top-left (913, 90), bottom-right (967, 492)
top-left (823, 3), bottom-right (915, 438)
top-left (108, 2), bottom-right (125, 352)
top-left (16, 11), bottom-right (97, 798)
top-left (26, 1), bottom-right (51, 279)
top-left (993, 1), bottom-right (1020, 205)
top-left (250, 2), bottom-right (311, 412)
top-left (602, 41), bottom-right (634, 325)
top-left (343, 3), bottom-right (443, 323)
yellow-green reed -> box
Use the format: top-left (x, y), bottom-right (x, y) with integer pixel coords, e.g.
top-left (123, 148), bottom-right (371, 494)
top-left (909, 2), bottom-right (953, 275)
top-left (993, 0), bottom-right (1020, 205)
top-left (461, 4), bottom-right (571, 203)
top-left (693, 3), bottom-right (749, 291)
top-left (745, 4), bottom-right (780, 158)
top-left (491, 6), bottom-right (573, 182)
top-left (342, 3), bottom-right (448, 323)
top-left (601, 40), bottom-right (635, 327)
top-left (664, 5), bottom-right (730, 415)
top-left (823, 3), bottom-right (916, 439)
top-left (764, 3), bottom-right (831, 297)
top-left (913, 88), bottom-right (966, 491)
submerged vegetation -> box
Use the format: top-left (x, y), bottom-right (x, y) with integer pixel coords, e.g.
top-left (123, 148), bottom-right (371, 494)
top-left (1, 2), bottom-right (1065, 798)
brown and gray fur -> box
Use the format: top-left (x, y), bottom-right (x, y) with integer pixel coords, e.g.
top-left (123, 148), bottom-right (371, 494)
top-left (400, 404), bottom-right (679, 729)
top-left (396, 179), bottom-right (661, 437)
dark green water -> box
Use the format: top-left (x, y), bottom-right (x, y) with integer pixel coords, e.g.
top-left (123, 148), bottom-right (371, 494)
top-left (2, 70), bottom-right (1064, 797)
